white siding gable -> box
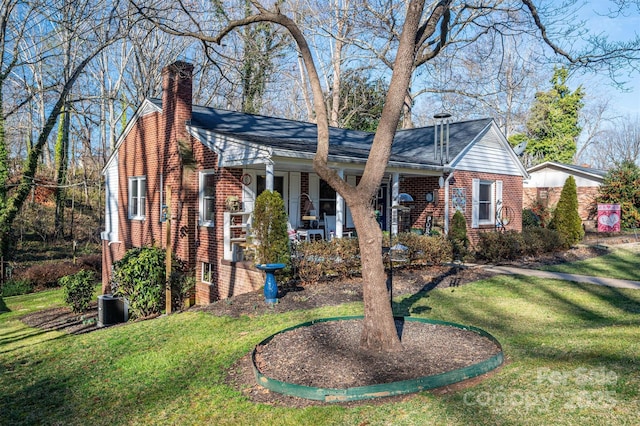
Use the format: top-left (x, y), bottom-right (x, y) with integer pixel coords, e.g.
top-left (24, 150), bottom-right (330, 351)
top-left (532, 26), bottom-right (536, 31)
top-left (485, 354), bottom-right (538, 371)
top-left (524, 168), bottom-right (603, 188)
top-left (452, 125), bottom-right (524, 176)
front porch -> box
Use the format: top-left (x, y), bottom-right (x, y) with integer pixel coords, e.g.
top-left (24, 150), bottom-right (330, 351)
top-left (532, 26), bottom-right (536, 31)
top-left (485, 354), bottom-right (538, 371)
top-left (221, 164), bottom-right (446, 262)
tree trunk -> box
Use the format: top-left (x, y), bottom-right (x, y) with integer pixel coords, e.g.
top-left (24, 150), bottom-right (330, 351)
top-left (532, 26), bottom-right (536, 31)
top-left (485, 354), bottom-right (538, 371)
top-left (350, 201), bottom-right (403, 352)
top-left (54, 103), bottom-right (70, 239)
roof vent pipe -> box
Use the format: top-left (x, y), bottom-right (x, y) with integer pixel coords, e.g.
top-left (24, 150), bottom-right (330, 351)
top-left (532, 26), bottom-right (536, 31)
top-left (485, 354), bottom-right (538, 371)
top-left (434, 112), bottom-right (452, 165)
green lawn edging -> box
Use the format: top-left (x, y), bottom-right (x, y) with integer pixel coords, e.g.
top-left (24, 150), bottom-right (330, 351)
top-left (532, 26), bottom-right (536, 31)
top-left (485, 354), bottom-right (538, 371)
top-left (252, 315), bottom-right (504, 402)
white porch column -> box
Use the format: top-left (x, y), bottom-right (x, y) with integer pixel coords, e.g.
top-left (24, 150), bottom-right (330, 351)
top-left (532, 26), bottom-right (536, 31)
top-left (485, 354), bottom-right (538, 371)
top-left (265, 162), bottom-right (274, 191)
top-left (391, 172), bottom-right (400, 235)
top-left (444, 173), bottom-right (454, 235)
top-left (335, 169), bottom-right (344, 238)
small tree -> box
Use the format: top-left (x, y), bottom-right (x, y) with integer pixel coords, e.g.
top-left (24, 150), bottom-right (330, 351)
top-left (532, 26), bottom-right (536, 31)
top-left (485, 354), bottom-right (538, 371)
top-left (549, 176), bottom-right (584, 246)
top-left (448, 210), bottom-right (468, 261)
top-left (252, 190), bottom-right (290, 267)
top-left (597, 161), bottom-right (640, 229)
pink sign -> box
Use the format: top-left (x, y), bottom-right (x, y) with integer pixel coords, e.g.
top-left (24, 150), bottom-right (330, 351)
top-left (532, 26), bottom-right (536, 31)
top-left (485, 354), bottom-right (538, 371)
top-left (597, 204), bottom-right (621, 232)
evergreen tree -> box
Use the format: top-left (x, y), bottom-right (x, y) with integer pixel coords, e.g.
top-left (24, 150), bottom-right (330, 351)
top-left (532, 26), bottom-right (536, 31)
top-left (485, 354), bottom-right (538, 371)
top-left (597, 161), bottom-right (640, 229)
top-left (252, 190), bottom-right (290, 267)
top-left (550, 176), bottom-right (584, 246)
top-left (513, 68), bottom-right (584, 166)
top-left (448, 210), bottom-right (468, 260)
top-left (333, 71), bottom-right (388, 132)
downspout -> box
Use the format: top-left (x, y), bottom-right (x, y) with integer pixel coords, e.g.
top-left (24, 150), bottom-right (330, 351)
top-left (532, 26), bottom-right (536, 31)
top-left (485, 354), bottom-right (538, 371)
top-left (336, 169), bottom-right (344, 238)
top-left (443, 171), bottom-right (454, 235)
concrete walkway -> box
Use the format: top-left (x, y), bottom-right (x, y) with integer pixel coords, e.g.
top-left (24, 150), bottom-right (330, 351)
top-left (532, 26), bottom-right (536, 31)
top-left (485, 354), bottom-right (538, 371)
top-left (483, 265), bottom-right (640, 290)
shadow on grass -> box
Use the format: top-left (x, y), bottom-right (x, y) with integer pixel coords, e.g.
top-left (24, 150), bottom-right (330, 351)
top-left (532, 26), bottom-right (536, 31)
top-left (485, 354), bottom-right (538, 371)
top-left (392, 266), bottom-right (468, 317)
top-left (0, 374), bottom-right (73, 425)
top-left (0, 297), bottom-right (8, 314)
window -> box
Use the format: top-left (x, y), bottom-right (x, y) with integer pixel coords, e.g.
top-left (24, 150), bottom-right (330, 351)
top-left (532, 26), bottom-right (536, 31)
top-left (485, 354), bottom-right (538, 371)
top-left (319, 179), bottom-right (336, 216)
top-left (128, 176), bottom-right (146, 219)
top-left (256, 175), bottom-right (284, 196)
top-left (472, 178), bottom-right (502, 228)
top-left (202, 262), bottom-right (214, 284)
top-left (199, 171), bottom-right (216, 226)
top-left (478, 181), bottom-right (493, 222)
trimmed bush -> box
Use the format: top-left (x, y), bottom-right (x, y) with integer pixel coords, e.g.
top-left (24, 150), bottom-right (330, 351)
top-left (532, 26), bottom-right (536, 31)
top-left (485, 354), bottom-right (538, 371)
top-left (475, 231), bottom-right (525, 262)
top-left (394, 233), bottom-right (452, 265)
top-left (294, 233), bottom-right (452, 284)
top-left (252, 190), bottom-right (291, 269)
top-left (549, 176), bottom-right (584, 247)
top-left (112, 246), bottom-right (166, 319)
top-left (521, 227), bottom-right (564, 255)
top-left (59, 270), bottom-right (96, 313)
top-left (296, 239), bottom-right (356, 284)
top-left (448, 210), bottom-right (468, 260)
top-left (112, 246), bottom-right (194, 318)
top-left (475, 228), bottom-right (565, 263)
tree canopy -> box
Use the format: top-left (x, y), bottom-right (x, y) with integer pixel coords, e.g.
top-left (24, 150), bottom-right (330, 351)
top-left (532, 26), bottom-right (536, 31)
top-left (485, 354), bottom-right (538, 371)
top-left (516, 67), bottom-right (585, 166)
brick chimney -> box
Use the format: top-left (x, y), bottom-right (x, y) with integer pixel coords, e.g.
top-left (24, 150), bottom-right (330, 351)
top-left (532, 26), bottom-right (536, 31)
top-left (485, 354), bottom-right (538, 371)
top-left (162, 61), bottom-right (194, 144)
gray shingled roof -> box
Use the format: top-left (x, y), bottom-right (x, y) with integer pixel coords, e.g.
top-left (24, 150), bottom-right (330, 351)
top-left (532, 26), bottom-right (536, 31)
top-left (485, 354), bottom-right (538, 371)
top-left (151, 98), bottom-right (494, 167)
top-left (527, 161), bottom-right (608, 179)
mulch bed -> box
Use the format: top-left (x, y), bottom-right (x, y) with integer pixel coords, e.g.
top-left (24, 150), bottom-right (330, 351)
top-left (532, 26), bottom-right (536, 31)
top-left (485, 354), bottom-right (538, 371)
top-left (17, 243), bottom-right (615, 406)
top-left (254, 319), bottom-right (502, 389)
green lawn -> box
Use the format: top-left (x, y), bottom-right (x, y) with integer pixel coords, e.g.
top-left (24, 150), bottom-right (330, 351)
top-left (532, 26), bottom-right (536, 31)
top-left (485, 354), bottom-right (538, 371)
top-left (1, 268), bottom-right (639, 425)
top-left (541, 247), bottom-right (640, 281)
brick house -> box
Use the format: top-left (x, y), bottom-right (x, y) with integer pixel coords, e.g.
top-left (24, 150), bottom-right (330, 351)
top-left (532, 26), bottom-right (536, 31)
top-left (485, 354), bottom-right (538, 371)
top-left (523, 162), bottom-right (607, 230)
top-left (101, 61), bottom-right (527, 304)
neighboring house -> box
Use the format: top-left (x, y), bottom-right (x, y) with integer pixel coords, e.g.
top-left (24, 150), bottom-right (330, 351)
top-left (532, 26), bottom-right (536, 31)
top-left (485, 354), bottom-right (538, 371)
top-left (523, 161), bottom-right (607, 229)
top-left (101, 61), bottom-right (528, 304)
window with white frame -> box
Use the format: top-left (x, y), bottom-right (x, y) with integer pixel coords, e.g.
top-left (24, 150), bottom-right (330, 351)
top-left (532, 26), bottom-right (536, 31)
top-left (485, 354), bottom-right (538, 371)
top-left (472, 178), bottom-right (502, 228)
top-left (199, 171), bottom-right (216, 226)
top-left (202, 262), bottom-right (214, 284)
top-left (478, 181), bottom-right (493, 222)
top-left (256, 175), bottom-right (284, 196)
top-left (128, 176), bottom-right (146, 219)
top-left (319, 179), bottom-right (336, 216)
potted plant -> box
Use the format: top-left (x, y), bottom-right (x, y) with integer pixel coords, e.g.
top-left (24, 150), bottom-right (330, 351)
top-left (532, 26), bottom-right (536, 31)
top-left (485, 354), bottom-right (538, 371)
top-left (252, 190), bottom-right (291, 303)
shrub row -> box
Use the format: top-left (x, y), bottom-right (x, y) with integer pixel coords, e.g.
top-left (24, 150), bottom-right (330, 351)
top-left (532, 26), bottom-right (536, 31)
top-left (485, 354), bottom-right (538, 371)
top-left (1, 254), bottom-right (101, 297)
top-left (293, 234), bottom-right (452, 284)
top-left (475, 228), bottom-right (565, 262)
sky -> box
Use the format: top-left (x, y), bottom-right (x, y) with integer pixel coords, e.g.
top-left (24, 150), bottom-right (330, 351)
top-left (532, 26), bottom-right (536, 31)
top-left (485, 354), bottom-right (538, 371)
top-left (576, 1), bottom-right (640, 116)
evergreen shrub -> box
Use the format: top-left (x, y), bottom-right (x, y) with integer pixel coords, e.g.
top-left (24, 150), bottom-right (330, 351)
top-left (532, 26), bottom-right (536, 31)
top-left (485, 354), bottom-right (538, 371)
top-left (549, 176), bottom-right (584, 247)
top-left (252, 190), bottom-right (291, 269)
top-left (59, 270), bottom-right (96, 313)
top-left (112, 246), bottom-right (166, 319)
top-left (448, 210), bottom-right (468, 260)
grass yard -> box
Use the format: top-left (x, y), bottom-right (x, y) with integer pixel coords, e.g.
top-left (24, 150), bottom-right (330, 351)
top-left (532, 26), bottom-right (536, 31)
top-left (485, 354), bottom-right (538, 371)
top-left (1, 250), bottom-right (639, 425)
top-left (541, 246), bottom-right (640, 281)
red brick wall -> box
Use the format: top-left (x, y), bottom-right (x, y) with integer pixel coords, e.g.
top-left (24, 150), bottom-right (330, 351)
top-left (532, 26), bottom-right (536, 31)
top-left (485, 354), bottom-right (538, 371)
top-left (523, 185), bottom-right (600, 229)
top-left (399, 176), bottom-right (445, 232)
top-left (102, 62), bottom-right (265, 304)
top-left (444, 171), bottom-right (523, 246)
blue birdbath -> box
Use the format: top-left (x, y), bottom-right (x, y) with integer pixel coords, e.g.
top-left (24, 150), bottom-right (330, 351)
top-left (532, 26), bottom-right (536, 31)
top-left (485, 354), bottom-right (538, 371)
top-left (255, 263), bottom-right (286, 304)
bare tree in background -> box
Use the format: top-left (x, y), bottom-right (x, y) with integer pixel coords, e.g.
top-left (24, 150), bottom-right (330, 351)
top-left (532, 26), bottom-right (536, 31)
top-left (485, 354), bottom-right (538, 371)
top-left (0, 0), bottom-right (126, 261)
top-left (586, 115), bottom-right (640, 169)
top-left (136, 0), bottom-right (640, 352)
top-left (422, 34), bottom-right (545, 137)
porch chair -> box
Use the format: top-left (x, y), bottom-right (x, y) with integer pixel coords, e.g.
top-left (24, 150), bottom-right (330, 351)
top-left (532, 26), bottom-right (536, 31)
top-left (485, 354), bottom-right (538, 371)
top-left (323, 213), bottom-right (337, 241)
top-left (323, 213), bottom-right (355, 240)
